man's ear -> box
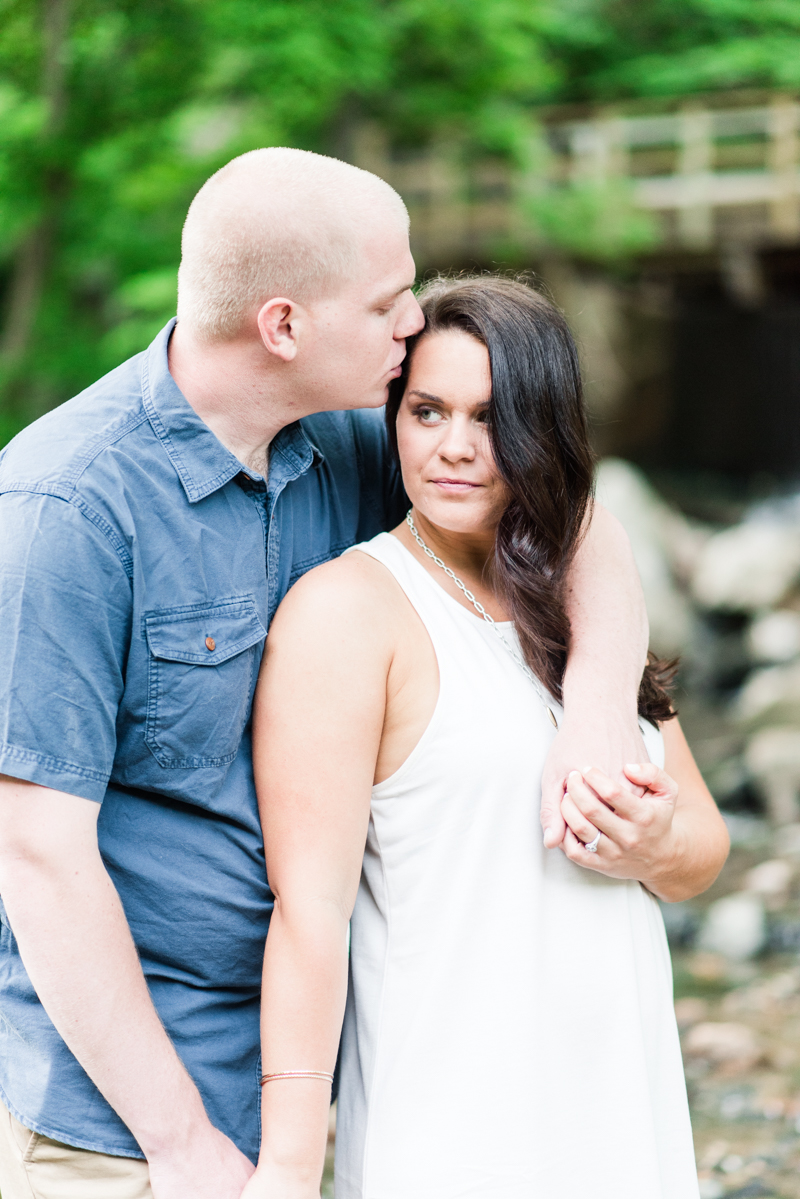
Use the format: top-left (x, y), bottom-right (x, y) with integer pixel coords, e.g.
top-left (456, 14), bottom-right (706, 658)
top-left (256, 297), bottom-right (302, 362)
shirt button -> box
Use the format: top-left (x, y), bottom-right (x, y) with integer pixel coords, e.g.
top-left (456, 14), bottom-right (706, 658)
top-left (205, 637), bottom-right (216, 652)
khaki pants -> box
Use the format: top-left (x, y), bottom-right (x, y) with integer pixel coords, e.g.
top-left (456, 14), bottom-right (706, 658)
top-left (0, 1102), bottom-right (152, 1199)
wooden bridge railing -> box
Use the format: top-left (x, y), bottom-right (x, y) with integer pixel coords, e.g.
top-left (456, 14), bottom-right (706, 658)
top-left (352, 93), bottom-right (800, 267)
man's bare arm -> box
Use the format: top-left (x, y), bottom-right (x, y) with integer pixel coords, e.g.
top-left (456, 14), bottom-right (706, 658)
top-left (0, 776), bottom-right (254, 1199)
top-left (541, 503), bottom-right (649, 848)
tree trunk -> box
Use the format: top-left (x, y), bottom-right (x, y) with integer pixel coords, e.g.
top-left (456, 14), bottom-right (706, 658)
top-left (0, 224), bottom-right (53, 360)
top-left (0, 0), bottom-right (70, 363)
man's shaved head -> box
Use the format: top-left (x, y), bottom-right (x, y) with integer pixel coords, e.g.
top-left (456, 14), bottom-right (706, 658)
top-left (177, 147), bottom-right (409, 342)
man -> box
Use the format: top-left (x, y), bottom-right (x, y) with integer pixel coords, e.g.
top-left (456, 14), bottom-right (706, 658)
top-left (0, 148), bottom-right (649, 1199)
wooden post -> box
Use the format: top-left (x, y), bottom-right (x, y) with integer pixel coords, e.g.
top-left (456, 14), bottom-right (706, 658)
top-left (677, 105), bottom-right (713, 249)
top-left (768, 96), bottom-right (800, 242)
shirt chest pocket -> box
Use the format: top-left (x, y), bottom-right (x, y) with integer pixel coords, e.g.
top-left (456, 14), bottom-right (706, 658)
top-left (144, 597), bottom-right (267, 769)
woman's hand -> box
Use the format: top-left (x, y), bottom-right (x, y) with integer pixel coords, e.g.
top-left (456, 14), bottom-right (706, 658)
top-left (238, 1162), bottom-right (321, 1199)
top-left (559, 762), bottom-right (684, 899)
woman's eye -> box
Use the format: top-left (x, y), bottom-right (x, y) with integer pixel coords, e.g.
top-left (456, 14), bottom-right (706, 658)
top-left (417, 407), bottom-right (442, 424)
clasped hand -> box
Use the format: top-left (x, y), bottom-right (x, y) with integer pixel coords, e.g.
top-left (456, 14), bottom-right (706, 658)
top-left (559, 762), bottom-right (681, 889)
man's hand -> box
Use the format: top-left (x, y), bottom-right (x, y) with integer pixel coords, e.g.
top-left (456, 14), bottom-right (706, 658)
top-left (0, 777), bottom-right (249, 1192)
top-left (148, 1127), bottom-right (255, 1199)
top-left (558, 762), bottom-right (680, 893)
top-left (540, 710), bottom-right (648, 848)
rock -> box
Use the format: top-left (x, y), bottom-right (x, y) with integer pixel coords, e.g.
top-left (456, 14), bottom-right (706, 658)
top-left (691, 520), bottom-right (800, 612)
top-left (744, 727), bottom-right (800, 825)
top-left (698, 1179), bottom-right (725, 1199)
top-left (595, 458), bottom-right (698, 656)
top-left (760, 1095), bottom-right (787, 1119)
top-left (724, 1183), bottom-right (775, 1197)
top-left (684, 1021), bottom-right (763, 1072)
top-left (748, 609), bottom-right (800, 664)
top-left (742, 858), bottom-right (793, 908)
top-left (776, 822), bottom-right (800, 857)
top-left (674, 996), bottom-right (710, 1030)
top-left (705, 756), bottom-right (749, 806)
top-left (687, 951), bottom-right (728, 982)
top-left (698, 894), bottom-right (766, 960)
top-left (767, 917), bottom-right (800, 953)
top-left (736, 662), bottom-right (800, 728)
top-left (659, 899), bottom-right (699, 946)
top-left (722, 813), bottom-right (773, 851)
top-left (722, 968), bottom-right (800, 1014)
top-left (699, 1140), bottom-right (730, 1171)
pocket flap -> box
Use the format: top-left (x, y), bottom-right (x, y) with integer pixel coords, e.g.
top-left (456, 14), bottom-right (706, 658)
top-left (145, 598), bottom-right (266, 666)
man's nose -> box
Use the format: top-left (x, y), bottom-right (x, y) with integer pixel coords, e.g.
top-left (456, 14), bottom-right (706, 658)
top-left (396, 291), bottom-right (425, 339)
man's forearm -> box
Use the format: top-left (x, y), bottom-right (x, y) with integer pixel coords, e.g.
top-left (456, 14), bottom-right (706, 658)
top-left (540, 504), bottom-right (649, 846)
top-left (562, 502), bottom-right (648, 715)
top-left (0, 844), bottom-right (210, 1158)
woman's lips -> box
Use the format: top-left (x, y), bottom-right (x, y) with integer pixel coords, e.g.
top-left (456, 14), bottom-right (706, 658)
top-left (431, 479), bottom-right (482, 491)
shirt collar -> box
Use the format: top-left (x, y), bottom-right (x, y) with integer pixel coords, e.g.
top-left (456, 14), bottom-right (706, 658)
top-left (141, 319), bottom-right (322, 503)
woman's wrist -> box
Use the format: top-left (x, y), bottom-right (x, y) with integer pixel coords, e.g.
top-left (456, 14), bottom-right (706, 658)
top-left (640, 820), bottom-right (691, 903)
top-left (254, 1153), bottom-right (324, 1194)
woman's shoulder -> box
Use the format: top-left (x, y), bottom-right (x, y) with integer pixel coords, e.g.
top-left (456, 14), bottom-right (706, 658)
top-left (271, 538), bottom-right (406, 638)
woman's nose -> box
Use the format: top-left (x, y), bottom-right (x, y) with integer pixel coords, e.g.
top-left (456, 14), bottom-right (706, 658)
top-left (438, 419), bottom-right (477, 463)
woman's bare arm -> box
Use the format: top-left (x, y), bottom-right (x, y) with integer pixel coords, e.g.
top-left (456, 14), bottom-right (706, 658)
top-left (246, 554), bottom-right (394, 1196)
top-left (541, 503), bottom-right (650, 847)
top-left (559, 718), bottom-right (730, 902)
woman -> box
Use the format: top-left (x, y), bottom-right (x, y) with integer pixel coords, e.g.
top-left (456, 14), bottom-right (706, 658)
top-left (245, 277), bottom-right (729, 1199)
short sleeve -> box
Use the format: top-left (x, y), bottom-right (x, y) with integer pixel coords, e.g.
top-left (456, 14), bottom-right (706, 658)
top-left (0, 492), bottom-right (132, 802)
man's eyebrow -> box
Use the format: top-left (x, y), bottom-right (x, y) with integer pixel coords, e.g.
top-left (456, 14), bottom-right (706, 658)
top-left (377, 281), bottom-right (416, 305)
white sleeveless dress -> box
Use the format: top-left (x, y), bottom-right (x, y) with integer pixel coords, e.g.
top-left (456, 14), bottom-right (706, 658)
top-left (335, 533), bottom-right (698, 1199)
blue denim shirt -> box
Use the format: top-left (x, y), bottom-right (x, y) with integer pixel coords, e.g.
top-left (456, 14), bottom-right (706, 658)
top-left (0, 320), bottom-right (404, 1161)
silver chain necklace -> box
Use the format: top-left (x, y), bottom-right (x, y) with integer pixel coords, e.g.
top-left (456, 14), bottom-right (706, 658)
top-left (405, 510), bottom-right (558, 728)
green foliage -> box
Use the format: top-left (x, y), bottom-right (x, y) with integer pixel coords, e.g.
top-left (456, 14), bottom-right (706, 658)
top-left (365, 1), bottom-right (553, 152)
top-left (2, 0), bottom-right (800, 438)
top-left (544, 0), bottom-right (800, 100)
top-left (528, 178), bottom-right (661, 262)
top-left (0, 0), bottom-right (556, 434)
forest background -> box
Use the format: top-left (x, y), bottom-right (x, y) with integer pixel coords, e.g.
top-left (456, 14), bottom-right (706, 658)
top-left (2, 0), bottom-right (800, 444)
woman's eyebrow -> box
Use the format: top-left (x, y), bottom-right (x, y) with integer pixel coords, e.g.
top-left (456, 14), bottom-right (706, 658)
top-left (407, 389), bottom-right (442, 402)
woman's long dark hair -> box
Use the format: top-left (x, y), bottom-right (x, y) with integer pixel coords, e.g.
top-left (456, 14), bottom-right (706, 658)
top-left (387, 275), bottom-right (676, 723)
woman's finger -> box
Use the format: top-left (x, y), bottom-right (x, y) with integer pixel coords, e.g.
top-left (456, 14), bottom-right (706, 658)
top-left (560, 791), bottom-right (599, 847)
top-left (562, 824), bottom-right (608, 869)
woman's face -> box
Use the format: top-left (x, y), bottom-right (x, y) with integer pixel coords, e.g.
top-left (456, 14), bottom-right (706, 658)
top-left (395, 329), bottom-right (510, 537)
